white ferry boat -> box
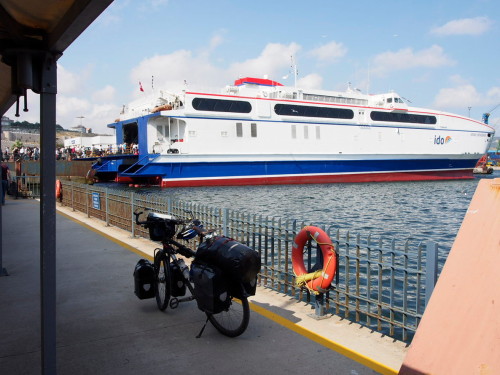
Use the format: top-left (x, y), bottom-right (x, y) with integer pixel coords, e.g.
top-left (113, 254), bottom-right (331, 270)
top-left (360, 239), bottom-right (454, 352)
top-left (92, 77), bottom-right (495, 187)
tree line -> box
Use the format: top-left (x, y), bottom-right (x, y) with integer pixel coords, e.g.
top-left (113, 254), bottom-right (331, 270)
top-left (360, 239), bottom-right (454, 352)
top-left (9, 120), bottom-right (65, 131)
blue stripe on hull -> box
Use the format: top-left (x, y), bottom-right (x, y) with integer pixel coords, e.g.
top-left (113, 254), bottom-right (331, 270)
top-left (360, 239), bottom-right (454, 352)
top-left (137, 157), bottom-right (477, 180)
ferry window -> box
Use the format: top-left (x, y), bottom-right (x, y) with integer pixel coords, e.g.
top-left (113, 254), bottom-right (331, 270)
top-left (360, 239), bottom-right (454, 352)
top-left (291, 125), bottom-right (297, 139)
top-left (316, 126), bottom-right (320, 139)
top-left (236, 123), bottom-right (243, 137)
top-left (251, 123), bottom-right (257, 137)
top-left (157, 125), bottom-right (164, 136)
top-left (193, 98), bottom-right (252, 113)
top-left (370, 111), bottom-right (437, 125)
top-left (274, 103), bottom-right (354, 120)
top-left (387, 98), bottom-right (393, 103)
top-left (304, 126), bottom-right (309, 139)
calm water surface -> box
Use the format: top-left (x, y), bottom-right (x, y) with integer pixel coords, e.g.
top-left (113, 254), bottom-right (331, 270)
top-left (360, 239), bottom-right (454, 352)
top-left (124, 171), bottom-right (499, 257)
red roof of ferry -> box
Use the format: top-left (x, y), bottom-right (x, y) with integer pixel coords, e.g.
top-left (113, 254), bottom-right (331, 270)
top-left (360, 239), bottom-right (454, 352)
top-left (234, 77), bottom-right (283, 87)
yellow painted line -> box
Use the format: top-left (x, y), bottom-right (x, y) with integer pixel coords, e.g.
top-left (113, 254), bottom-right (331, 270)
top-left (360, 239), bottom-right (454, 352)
top-left (249, 302), bottom-right (399, 375)
top-left (58, 208), bottom-right (398, 375)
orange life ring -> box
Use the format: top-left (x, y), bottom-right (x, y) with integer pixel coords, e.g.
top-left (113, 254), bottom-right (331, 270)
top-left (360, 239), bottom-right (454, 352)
top-left (292, 226), bottom-right (337, 294)
top-left (55, 180), bottom-right (62, 200)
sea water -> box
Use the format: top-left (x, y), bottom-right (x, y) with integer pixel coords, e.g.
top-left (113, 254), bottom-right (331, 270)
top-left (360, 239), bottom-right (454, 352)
top-left (129, 171), bottom-right (499, 259)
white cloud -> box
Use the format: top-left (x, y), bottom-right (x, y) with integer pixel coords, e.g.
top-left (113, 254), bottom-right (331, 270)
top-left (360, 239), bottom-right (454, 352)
top-left (92, 85), bottom-right (116, 102)
top-left (228, 42), bottom-right (302, 81)
top-left (433, 79), bottom-right (500, 133)
top-left (58, 64), bottom-right (88, 95)
top-left (431, 16), bottom-right (493, 36)
top-left (433, 84), bottom-right (482, 108)
top-left (57, 96), bottom-right (91, 121)
top-left (130, 49), bottom-right (221, 95)
top-left (371, 45), bottom-right (454, 77)
top-left (297, 74), bottom-right (323, 89)
top-left (309, 41), bottom-right (347, 64)
top-left (486, 87), bottom-right (500, 102)
top-left (129, 42), bottom-right (303, 96)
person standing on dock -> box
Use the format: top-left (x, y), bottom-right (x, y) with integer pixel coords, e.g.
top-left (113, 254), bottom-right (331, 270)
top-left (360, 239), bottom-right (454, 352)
top-left (1, 160), bottom-right (11, 205)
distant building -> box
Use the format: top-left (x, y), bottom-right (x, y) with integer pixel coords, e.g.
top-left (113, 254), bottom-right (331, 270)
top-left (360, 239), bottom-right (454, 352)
top-left (64, 135), bottom-right (115, 149)
top-left (1, 116), bottom-right (13, 128)
top-left (71, 124), bottom-right (86, 133)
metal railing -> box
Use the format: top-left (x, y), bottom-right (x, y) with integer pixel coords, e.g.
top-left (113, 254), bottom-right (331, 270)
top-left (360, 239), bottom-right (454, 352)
top-left (9, 176), bottom-right (41, 198)
top-left (60, 181), bottom-right (441, 342)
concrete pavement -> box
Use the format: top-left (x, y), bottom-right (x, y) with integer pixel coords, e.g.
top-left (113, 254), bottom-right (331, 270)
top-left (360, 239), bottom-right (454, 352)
top-left (0, 198), bottom-right (406, 374)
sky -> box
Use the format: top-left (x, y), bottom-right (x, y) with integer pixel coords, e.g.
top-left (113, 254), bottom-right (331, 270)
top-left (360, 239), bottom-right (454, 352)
top-left (5, 0), bottom-right (500, 135)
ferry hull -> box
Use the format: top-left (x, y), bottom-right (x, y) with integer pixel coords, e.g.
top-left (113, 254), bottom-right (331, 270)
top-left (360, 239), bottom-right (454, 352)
top-left (147, 156), bottom-right (478, 187)
top-left (160, 169), bottom-right (474, 187)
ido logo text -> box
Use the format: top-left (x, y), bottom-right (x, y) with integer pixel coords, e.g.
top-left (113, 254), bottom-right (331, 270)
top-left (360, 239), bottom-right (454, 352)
top-left (434, 135), bottom-right (451, 145)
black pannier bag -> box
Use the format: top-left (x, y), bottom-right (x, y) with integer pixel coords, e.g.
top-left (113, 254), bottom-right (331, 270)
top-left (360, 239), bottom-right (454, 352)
top-left (191, 262), bottom-right (230, 314)
top-left (195, 236), bottom-right (261, 296)
top-left (169, 261), bottom-right (187, 297)
top-left (146, 213), bottom-right (176, 241)
top-left (133, 259), bottom-right (155, 299)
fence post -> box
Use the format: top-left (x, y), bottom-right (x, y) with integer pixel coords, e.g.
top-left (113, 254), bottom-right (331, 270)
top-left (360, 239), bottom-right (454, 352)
top-left (314, 293), bottom-right (326, 317)
top-left (71, 181), bottom-right (74, 211)
top-left (223, 208), bottom-right (229, 236)
top-left (105, 187), bottom-right (109, 227)
top-left (86, 184), bottom-right (89, 218)
top-left (425, 241), bottom-right (438, 306)
top-left (131, 192), bottom-right (135, 237)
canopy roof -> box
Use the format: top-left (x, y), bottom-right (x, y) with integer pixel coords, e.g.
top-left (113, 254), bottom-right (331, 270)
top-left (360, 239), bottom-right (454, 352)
top-left (0, 0), bottom-right (112, 115)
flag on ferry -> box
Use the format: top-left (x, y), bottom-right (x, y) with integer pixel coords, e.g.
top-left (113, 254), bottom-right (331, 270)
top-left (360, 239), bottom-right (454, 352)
top-left (139, 82), bottom-right (144, 92)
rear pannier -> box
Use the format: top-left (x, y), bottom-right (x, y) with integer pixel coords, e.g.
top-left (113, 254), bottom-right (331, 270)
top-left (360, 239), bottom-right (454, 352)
top-left (195, 236), bottom-right (261, 287)
top-left (191, 262), bottom-right (230, 314)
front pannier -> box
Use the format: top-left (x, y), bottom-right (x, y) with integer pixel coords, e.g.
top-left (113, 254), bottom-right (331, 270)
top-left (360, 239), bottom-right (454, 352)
top-left (191, 262), bottom-right (230, 314)
top-left (145, 213), bottom-right (176, 241)
top-left (195, 237), bottom-right (261, 290)
top-left (133, 259), bottom-right (155, 299)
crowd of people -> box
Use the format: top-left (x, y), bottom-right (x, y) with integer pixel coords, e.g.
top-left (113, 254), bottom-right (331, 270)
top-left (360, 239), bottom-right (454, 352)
top-left (2, 143), bottom-right (139, 161)
top-left (2, 146), bottom-right (40, 162)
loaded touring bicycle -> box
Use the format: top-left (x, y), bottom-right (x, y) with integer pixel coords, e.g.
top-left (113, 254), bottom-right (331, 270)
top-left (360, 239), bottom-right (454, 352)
top-left (133, 210), bottom-right (261, 337)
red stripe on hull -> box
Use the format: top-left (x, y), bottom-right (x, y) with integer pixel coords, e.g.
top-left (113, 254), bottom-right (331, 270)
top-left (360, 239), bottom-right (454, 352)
top-left (160, 170), bottom-right (474, 188)
top-left (115, 176), bottom-right (135, 183)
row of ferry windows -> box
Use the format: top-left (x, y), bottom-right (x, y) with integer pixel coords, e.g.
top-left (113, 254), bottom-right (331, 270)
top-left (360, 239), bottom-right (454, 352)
top-left (235, 122), bottom-right (320, 140)
top-left (193, 98), bottom-right (437, 124)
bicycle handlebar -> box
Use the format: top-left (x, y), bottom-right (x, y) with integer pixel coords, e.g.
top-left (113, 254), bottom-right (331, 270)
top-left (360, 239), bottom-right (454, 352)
top-left (134, 210), bottom-right (207, 257)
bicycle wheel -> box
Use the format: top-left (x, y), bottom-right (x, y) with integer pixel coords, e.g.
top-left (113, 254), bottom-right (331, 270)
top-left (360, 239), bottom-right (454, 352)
top-left (154, 251), bottom-right (171, 311)
top-left (207, 297), bottom-right (250, 337)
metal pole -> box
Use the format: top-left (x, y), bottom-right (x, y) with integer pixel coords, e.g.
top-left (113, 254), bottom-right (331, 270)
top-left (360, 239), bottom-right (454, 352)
top-left (40, 51), bottom-right (57, 375)
top-left (105, 187), bottom-right (109, 226)
top-left (425, 241), bottom-right (438, 306)
top-left (223, 208), bottom-right (229, 237)
top-left (131, 192), bottom-right (135, 236)
top-left (0, 120), bottom-right (6, 277)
